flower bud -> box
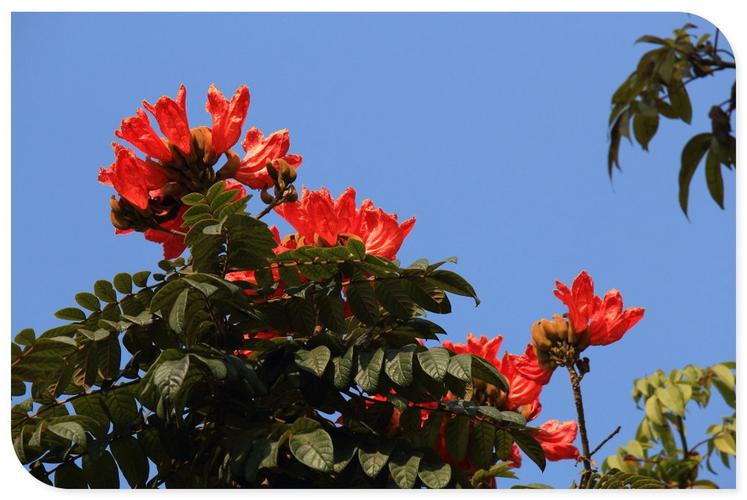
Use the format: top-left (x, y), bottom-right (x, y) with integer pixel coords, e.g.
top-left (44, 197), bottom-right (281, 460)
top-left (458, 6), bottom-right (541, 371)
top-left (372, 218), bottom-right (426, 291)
top-left (285, 185), bottom-right (298, 203)
top-left (265, 161), bottom-right (279, 184)
top-left (274, 158), bottom-right (297, 184)
top-left (216, 149), bottom-right (241, 179)
top-left (260, 188), bottom-right (275, 204)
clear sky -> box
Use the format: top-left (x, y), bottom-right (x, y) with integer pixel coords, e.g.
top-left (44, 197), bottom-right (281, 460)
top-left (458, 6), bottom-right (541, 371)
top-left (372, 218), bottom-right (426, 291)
top-left (11, 12), bottom-right (735, 488)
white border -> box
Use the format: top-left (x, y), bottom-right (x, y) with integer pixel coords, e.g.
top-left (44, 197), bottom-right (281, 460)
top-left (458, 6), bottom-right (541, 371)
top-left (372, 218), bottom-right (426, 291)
top-left (2, 1), bottom-right (743, 497)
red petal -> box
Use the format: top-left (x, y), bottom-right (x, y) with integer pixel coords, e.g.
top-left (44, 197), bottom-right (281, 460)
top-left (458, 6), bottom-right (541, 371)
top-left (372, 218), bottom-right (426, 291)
top-left (143, 84), bottom-right (191, 155)
top-left (115, 108), bottom-right (172, 162)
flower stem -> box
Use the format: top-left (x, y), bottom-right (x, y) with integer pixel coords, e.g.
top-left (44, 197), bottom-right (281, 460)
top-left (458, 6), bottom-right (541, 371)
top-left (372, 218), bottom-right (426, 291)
top-left (566, 364), bottom-right (593, 488)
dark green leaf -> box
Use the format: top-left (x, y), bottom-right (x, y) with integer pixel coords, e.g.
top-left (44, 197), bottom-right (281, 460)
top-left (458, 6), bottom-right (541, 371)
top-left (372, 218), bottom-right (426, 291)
top-left (54, 462), bottom-right (87, 489)
top-left (295, 346), bottom-right (332, 377)
top-left (110, 437), bottom-right (149, 488)
top-left (54, 307), bottom-right (86, 321)
top-left (94, 280), bottom-right (117, 303)
top-left (679, 133), bottom-right (712, 215)
top-left (113, 273), bottom-right (133, 294)
top-left (704, 148), bottom-right (724, 209)
top-left (289, 428), bottom-right (334, 472)
top-left (418, 461), bottom-right (451, 489)
top-left (417, 347), bottom-right (450, 382)
top-left (75, 292), bottom-right (101, 312)
top-left (388, 452), bottom-right (422, 488)
top-left (83, 451), bottom-right (120, 488)
top-left (513, 432), bottom-right (546, 471)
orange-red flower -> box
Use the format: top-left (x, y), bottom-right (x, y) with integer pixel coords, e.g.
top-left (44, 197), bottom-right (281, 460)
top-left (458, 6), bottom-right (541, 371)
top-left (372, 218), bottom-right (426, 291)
top-left (205, 84), bottom-right (250, 155)
top-left (534, 420), bottom-right (579, 461)
top-left (142, 84), bottom-right (192, 155)
top-left (101, 83), bottom-right (301, 259)
top-left (508, 343), bottom-right (553, 386)
top-left (98, 143), bottom-right (168, 210)
top-left (554, 271), bottom-right (645, 346)
top-left (235, 127), bottom-right (303, 189)
top-left (442, 334), bottom-right (542, 415)
top-left (275, 187), bottom-right (415, 260)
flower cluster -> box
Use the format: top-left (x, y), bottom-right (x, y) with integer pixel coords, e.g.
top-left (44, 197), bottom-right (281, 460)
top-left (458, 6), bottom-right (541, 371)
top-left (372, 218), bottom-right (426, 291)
top-left (99, 84), bottom-right (302, 258)
top-left (518, 271), bottom-right (645, 382)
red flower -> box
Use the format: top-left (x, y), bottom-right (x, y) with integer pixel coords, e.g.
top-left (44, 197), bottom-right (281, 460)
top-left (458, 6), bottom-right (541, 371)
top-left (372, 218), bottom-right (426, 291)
top-left (235, 127), bottom-right (303, 189)
top-left (554, 271), bottom-right (645, 346)
top-left (534, 420), bottom-right (579, 461)
top-left (143, 84), bottom-right (191, 155)
top-left (510, 343), bottom-right (553, 386)
top-left (143, 206), bottom-right (189, 259)
top-left (205, 84), bottom-right (250, 155)
top-left (441, 334), bottom-right (543, 415)
top-left (115, 108), bottom-right (173, 163)
top-left (98, 143), bottom-right (169, 210)
top-left (275, 187), bottom-right (415, 260)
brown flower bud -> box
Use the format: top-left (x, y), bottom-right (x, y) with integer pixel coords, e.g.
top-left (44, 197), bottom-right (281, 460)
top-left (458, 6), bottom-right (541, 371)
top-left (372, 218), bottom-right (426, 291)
top-left (190, 126), bottom-right (217, 166)
top-left (284, 185), bottom-right (298, 203)
top-left (265, 161), bottom-right (279, 184)
top-left (110, 209), bottom-right (132, 231)
top-left (260, 188), bottom-right (275, 204)
top-left (274, 158), bottom-right (297, 184)
top-left (216, 149), bottom-right (241, 180)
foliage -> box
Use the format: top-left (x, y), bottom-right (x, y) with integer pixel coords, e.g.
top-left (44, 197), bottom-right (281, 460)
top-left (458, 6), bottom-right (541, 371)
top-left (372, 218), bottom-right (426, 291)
top-left (607, 24), bottom-right (735, 215)
top-left (11, 181), bottom-right (546, 489)
top-left (601, 362), bottom-right (736, 488)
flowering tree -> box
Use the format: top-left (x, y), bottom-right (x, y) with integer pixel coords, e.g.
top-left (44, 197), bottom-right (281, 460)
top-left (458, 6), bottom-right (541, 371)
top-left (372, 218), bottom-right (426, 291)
top-left (10, 84), bottom-right (733, 489)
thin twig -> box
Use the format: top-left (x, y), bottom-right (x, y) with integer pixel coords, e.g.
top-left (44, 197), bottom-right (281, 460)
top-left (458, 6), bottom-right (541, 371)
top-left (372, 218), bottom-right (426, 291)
top-left (589, 426), bottom-right (622, 458)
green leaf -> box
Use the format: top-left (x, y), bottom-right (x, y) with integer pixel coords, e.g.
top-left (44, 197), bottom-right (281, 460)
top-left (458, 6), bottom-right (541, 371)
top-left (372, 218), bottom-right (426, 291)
top-left (289, 428), bottom-right (334, 472)
top-left (346, 281), bottom-right (380, 325)
top-left (110, 436), bottom-right (149, 488)
top-left (710, 364), bottom-right (735, 390)
top-left (113, 273), bottom-right (133, 294)
top-left (48, 420), bottom-right (87, 447)
top-left (168, 288), bottom-right (190, 335)
top-left (713, 433), bottom-right (736, 455)
top-left (704, 148), bottom-right (724, 209)
top-left (94, 280), bottom-right (117, 303)
top-left (355, 348), bottom-right (385, 393)
top-left (418, 461), bottom-right (451, 489)
top-left (426, 270), bottom-right (479, 305)
top-left (105, 388), bottom-right (139, 426)
top-left (54, 307), bottom-right (86, 321)
top-left (470, 355), bottom-right (509, 392)
top-left (75, 292), bottom-right (101, 312)
top-left (469, 420), bottom-right (496, 469)
top-left (295, 346), bottom-right (332, 377)
top-left (358, 441), bottom-right (394, 478)
top-left (132, 271), bottom-right (151, 287)
top-left (384, 347), bottom-right (415, 386)
top-left (513, 432), bottom-right (546, 471)
top-left (14, 328), bottom-right (36, 347)
top-left (332, 347), bottom-right (354, 389)
top-left (97, 335), bottom-right (121, 379)
top-left (445, 415), bottom-right (470, 462)
top-left (374, 280), bottom-right (417, 320)
top-left (417, 347), bottom-right (450, 382)
top-left (656, 384), bottom-right (685, 416)
top-left (181, 192), bottom-right (206, 205)
top-left (83, 450), bottom-right (120, 488)
top-left (494, 429), bottom-right (513, 460)
top-left (679, 133), bottom-right (712, 216)
top-left (54, 462), bottom-right (87, 488)
top-left (632, 112), bottom-right (659, 151)
top-left (645, 395), bottom-right (665, 425)
top-left (668, 81), bottom-right (692, 124)
top-left (447, 354), bottom-right (472, 382)
top-left (388, 452), bottom-right (422, 488)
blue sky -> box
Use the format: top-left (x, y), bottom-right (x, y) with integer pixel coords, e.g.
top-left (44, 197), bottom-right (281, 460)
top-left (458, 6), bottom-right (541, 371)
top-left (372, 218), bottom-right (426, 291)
top-left (11, 12), bottom-right (735, 488)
